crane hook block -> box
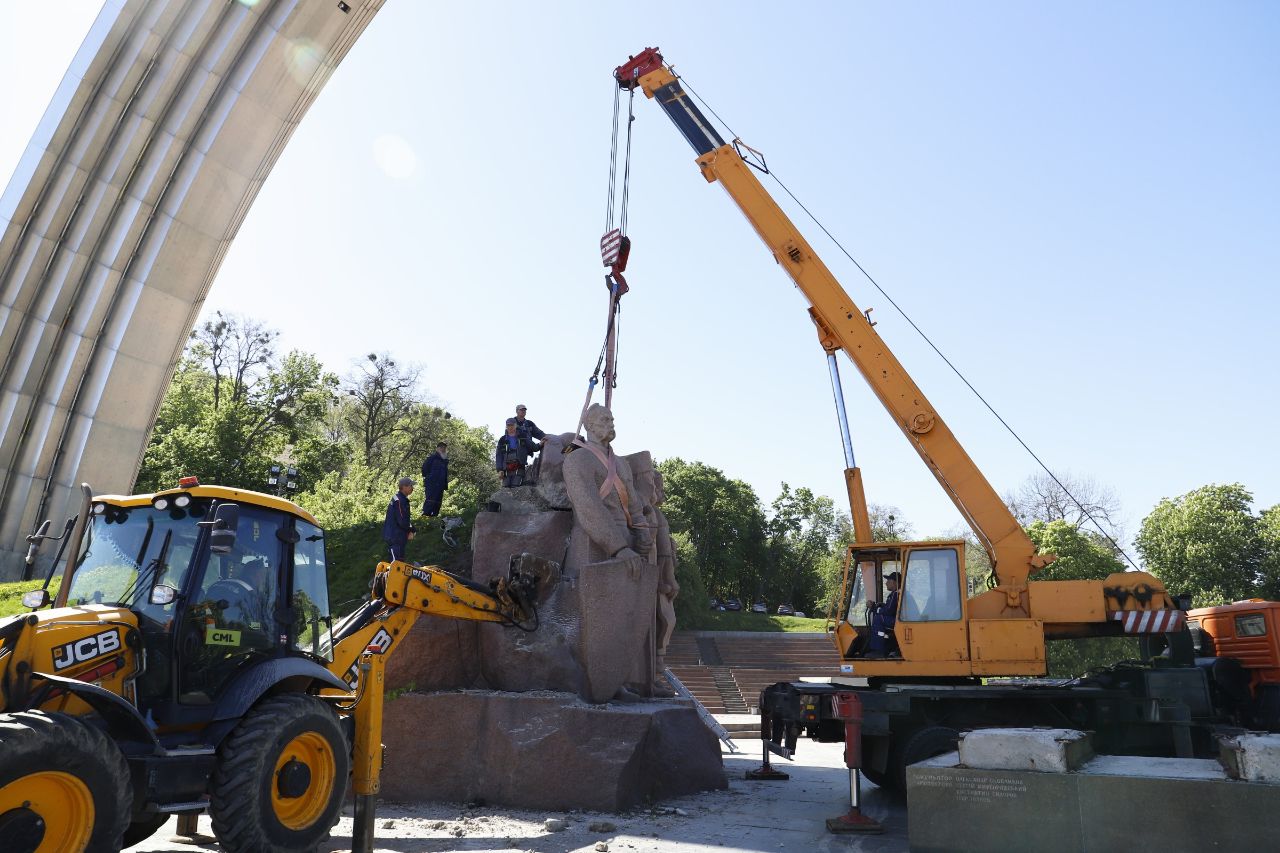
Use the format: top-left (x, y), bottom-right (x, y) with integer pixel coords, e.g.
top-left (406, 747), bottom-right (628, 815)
top-left (615, 47), bottom-right (664, 89)
top-left (601, 229), bottom-right (630, 269)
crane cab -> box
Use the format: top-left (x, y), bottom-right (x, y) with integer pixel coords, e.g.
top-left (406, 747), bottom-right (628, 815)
top-left (833, 539), bottom-right (983, 676)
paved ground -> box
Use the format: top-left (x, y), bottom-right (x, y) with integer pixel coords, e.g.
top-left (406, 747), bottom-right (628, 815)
top-left (128, 739), bottom-right (907, 853)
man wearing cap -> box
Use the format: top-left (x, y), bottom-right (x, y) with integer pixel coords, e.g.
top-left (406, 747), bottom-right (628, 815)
top-left (512, 404), bottom-right (545, 445)
top-left (382, 477), bottom-right (417, 562)
top-left (866, 571), bottom-right (900, 657)
top-left (495, 419), bottom-right (536, 487)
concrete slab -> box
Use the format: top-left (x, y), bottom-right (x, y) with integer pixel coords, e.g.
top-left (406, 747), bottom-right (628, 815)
top-left (958, 727), bottom-right (1092, 773)
top-left (1219, 732), bottom-right (1280, 783)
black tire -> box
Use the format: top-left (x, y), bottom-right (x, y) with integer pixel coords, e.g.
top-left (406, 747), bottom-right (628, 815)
top-left (889, 725), bottom-right (959, 793)
top-left (122, 813), bottom-right (170, 847)
top-left (0, 710), bottom-right (131, 853)
top-left (859, 763), bottom-right (889, 789)
top-left (209, 694), bottom-right (350, 853)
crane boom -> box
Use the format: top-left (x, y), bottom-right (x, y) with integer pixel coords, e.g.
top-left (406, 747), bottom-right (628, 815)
top-left (616, 49), bottom-right (1048, 609)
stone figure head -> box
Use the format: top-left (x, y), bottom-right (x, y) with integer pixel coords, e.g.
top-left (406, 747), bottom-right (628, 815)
top-left (583, 404), bottom-right (616, 445)
top-left (629, 451), bottom-right (656, 504)
top-left (653, 471), bottom-right (666, 506)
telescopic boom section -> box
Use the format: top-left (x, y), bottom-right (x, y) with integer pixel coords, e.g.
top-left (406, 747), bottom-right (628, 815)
top-left (619, 49), bottom-right (1050, 606)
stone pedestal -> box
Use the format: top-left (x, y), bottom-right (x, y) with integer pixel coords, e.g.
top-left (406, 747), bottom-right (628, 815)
top-left (381, 691), bottom-right (726, 811)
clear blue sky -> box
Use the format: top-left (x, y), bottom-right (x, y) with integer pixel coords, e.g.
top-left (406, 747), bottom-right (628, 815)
top-left (4, 2), bottom-right (1278, 560)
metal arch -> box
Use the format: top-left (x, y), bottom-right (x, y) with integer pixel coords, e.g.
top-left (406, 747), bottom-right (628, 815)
top-left (0, 0), bottom-right (387, 578)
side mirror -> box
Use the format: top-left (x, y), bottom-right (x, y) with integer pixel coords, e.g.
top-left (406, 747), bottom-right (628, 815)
top-left (149, 584), bottom-right (178, 606)
top-left (22, 589), bottom-right (50, 609)
top-left (209, 503), bottom-right (239, 554)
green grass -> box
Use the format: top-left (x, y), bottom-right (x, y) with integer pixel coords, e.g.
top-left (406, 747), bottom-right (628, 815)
top-left (685, 610), bottom-right (828, 633)
top-left (0, 578), bottom-right (62, 618)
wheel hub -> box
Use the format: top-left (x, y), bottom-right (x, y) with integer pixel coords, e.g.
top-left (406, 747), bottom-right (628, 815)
top-left (0, 806), bottom-right (45, 853)
top-left (276, 758), bottom-right (313, 799)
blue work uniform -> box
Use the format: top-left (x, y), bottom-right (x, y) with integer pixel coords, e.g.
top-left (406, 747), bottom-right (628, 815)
top-left (420, 452), bottom-right (448, 517)
top-left (867, 588), bottom-right (899, 655)
top-left (382, 491), bottom-right (416, 562)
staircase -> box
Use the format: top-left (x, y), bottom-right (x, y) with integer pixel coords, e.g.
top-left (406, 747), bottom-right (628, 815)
top-left (665, 631), bottom-right (843, 716)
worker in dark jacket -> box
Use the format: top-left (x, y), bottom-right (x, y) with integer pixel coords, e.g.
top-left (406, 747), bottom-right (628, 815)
top-left (382, 477), bottom-right (417, 562)
top-left (513, 404), bottom-right (545, 445)
top-left (495, 419), bottom-right (535, 487)
top-left (866, 571), bottom-right (900, 657)
top-left (420, 442), bottom-right (449, 517)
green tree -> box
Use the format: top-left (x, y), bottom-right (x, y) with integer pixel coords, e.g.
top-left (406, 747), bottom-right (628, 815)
top-left (1259, 504), bottom-right (1280, 601)
top-left (765, 483), bottom-right (844, 613)
top-left (1136, 484), bottom-right (1265, 606)
top-left (1026, 520), bottom-right (1125, 582)
top-left (1027, 520), bottom-right (1137, 677)
top-left (657, 457), bottom-right (766, 602)
top-left (135, 316), bottom-right (338, 493)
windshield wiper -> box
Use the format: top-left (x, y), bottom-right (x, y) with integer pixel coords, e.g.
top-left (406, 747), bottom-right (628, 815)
top-left (117, 529), bottom-right (172, 606)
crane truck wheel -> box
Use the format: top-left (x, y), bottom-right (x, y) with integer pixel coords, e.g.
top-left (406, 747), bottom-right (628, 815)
top-left (889, 725), bottom-right (960, 793)
top-left (208, 693), bottom-right (349, 853)
top-left (0, 710), bottom-right (131, 853)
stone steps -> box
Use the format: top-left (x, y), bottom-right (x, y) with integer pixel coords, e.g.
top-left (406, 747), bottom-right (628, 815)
top-left (667, 632), bottom-right (843, 715)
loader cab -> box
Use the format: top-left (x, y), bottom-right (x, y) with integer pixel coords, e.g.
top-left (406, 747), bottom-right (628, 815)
top-left (61, 483), bottom-right (335, 727)
top-left (835, 540), bottom-right (968, 673)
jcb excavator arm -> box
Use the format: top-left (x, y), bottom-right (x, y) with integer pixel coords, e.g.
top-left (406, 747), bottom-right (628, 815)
top-left (325, 554), bottom-right (552, 852)
top-left (616, 48), bottom-right (1049, 610)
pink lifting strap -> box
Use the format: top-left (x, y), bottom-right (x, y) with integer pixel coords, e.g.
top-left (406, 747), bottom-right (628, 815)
top-left (572, 438), bottom-right (633, 527)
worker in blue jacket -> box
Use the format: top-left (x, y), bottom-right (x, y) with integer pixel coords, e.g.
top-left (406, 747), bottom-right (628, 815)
top-left (513, 404), bottom-right (545, 445)
top-left (420, 442), bottom-right (448, 517)
top-left (382, 477), bottom-right (417, 562)
top-left (866, 571), bottom-right (900, 657)
top-left (495, 419), bottom-right (535, 487)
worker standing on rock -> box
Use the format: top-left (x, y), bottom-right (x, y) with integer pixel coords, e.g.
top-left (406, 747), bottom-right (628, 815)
top-left (383, 477), bottom-right (417, 562)
top-left (513, 404), bottom-right (545, 446)
top-left (495, 419), bottom-right (535, 487)
top-left (420, 442), bottom-right (449, 517)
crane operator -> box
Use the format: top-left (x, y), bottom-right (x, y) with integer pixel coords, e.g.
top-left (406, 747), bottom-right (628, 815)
top-left (866, 572), bottom-right (900, 657)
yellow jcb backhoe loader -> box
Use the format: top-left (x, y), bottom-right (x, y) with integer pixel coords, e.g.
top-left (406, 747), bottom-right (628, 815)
top-left (0, 478), bottom-right (549, 852)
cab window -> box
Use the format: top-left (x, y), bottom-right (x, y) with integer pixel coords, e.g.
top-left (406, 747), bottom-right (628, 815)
top-left (1236, 614), bottom-right (1267, 637)
top-left (292, 520), bottom-right (333, 660)
top-left (900, 548), bottom-right (962, 622)
top-left (177, 505), bottom-right (284, 704)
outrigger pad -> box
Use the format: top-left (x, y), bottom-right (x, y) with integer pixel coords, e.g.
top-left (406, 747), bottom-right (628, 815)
top-left (826, 810), bottom-right (884, 835)
top-left (745, 766), bottom-right (790, 781)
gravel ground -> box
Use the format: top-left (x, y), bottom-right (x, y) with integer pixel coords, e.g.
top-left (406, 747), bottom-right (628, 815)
top-left (128, 740), bottom-right (907, 853)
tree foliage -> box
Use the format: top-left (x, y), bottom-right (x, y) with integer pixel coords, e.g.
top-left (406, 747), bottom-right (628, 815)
top-left (1136, 483), bottom-right (1273, 606)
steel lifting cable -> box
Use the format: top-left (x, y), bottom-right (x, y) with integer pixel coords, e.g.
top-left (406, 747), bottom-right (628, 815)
top-left (579, 84), bottom-right (638, 435)
top-left (604, 83), bottom-right (621, 234)
top-left (678, 75), bottom-right (1138, 570)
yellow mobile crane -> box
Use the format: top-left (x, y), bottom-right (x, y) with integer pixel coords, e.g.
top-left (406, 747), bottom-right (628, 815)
top-left (0, 479), bottom-right (548, 852)
top-left (614, 49), bottom-right (1274, 803)
top-left (615, 47), bottom-right (1182, 677)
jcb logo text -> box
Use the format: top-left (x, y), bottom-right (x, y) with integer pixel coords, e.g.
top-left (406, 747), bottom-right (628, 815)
top-left (53, 629), bottom-right (121, 672)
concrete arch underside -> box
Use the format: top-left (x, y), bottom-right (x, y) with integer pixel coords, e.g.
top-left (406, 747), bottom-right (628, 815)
top-left (0, 0), bottom-right (385, 579)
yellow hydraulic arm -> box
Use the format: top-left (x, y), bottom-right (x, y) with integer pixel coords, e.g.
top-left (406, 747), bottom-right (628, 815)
top-left (615, 49), bottom-right (1049, 611)
top-left (329, 555), bottom-right (549, 852)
